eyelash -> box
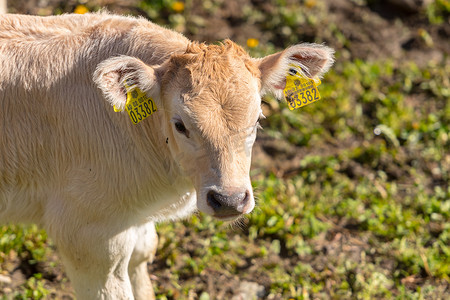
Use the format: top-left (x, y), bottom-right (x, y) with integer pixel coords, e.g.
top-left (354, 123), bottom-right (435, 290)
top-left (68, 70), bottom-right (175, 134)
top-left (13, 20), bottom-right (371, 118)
top-left (172, 119), bottom-right (259, 138)
top-left (174, 120), bottom-right (190, 138)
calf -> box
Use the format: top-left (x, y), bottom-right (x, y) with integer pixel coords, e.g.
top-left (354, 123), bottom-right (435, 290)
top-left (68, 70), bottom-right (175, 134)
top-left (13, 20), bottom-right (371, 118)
top-left (0, 13), bottom-right (334, 299)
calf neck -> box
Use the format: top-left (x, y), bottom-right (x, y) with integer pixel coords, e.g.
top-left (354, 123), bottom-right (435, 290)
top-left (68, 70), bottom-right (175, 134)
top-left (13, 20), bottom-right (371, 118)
top-left (0, 13), bottom-right (333, 299)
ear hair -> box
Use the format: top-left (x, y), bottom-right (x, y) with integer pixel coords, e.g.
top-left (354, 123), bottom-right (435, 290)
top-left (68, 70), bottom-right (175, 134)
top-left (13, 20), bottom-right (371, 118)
top-left (93, 56), bottom-right (160, 111)
top-left (256, 43), bottom-right (335, 99)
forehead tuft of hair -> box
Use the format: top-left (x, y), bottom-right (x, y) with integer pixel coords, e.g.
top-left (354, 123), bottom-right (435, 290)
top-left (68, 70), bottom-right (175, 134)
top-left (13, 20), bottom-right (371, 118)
top-left (185, 39), bottom-right (248, 56)
top-left (168, 39), bottom-right (260, 82)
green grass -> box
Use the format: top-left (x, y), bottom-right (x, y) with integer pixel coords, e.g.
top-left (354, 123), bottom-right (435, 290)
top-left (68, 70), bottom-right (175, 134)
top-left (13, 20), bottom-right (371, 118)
top-left (2, 53), bottom-right (447, 300)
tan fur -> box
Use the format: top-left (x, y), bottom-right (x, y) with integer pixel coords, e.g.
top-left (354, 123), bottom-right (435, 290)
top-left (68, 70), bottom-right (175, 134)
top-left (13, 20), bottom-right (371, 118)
top-left (0, 12), bottom-right (333, 299)
top-left (167, 40), bottom-right (261, 146)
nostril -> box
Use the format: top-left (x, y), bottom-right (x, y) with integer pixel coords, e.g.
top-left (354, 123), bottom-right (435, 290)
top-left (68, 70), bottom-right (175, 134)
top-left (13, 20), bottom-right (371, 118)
top-left (234, 191), bottom-right (247, 204)
top-left (207, 191), bottom-right (222, 211)
top-left (242, 191), bottom-right (249, 205)
top-left (235, 191), bottom-right (250, 212)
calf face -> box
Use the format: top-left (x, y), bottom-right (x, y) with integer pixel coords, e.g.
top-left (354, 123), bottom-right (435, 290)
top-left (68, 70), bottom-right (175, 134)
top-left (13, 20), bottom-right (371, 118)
top-left (95, 40), bottom-right (333, 220)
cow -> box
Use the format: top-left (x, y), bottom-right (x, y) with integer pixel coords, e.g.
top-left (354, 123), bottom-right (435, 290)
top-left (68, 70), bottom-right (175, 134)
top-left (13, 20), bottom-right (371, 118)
top-left (0, 12), bottom-right (334, 299)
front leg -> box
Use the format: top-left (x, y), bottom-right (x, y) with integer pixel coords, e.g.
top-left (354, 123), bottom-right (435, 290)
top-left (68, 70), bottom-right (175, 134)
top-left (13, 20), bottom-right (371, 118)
top-left (48, 219), bottom-right (137, 300)
top-left (129, 222), bottom-right (158, 300)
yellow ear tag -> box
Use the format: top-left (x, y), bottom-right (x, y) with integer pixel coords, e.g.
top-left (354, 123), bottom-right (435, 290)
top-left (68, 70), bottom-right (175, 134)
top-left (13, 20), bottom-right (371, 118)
top-left (283, 65), bottom-right (322, 110)
top-left (114, 81), bottom-right (157, 124)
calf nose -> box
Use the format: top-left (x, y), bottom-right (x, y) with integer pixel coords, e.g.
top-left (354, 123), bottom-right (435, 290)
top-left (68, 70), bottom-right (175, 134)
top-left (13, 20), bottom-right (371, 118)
top-left (207, 190), bottom-right (249, 217)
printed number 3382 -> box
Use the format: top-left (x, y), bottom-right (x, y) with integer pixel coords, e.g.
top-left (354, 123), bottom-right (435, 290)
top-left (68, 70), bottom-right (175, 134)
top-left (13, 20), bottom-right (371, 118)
top-left (299, 89), bottom-right (319, 104)
top-left (129, 101), bottom-right (156, 123)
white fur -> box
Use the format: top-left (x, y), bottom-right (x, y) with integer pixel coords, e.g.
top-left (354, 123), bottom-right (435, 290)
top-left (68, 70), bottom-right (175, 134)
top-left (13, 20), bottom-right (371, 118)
top-left (0, 12), bottom-right (334, 299)
top-left (0, 0), bottom-right (5, 14)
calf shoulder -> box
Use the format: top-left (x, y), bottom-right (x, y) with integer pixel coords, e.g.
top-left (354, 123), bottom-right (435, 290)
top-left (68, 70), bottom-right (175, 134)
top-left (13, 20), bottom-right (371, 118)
top-left (0, 13), bottom-right (194, 225)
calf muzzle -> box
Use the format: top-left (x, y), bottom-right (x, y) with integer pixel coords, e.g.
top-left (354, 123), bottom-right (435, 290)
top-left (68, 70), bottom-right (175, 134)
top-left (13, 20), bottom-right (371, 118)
top-left (206, 190), bottom-right (250, 218)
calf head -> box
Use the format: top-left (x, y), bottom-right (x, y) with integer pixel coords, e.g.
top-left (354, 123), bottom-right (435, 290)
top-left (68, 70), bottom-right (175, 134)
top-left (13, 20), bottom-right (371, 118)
top-left (95, 40), bottom-right (334, 220)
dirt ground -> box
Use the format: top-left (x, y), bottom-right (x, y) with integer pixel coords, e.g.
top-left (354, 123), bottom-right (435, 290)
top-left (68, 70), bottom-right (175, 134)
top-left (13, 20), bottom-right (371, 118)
top-left (1, 0), bottom-right (449, 298)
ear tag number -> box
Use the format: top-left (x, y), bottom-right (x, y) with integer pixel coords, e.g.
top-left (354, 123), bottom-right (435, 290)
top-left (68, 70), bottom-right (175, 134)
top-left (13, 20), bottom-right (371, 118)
top-left (114, 81), bottom-right (157, 125)
top-left (283, 65), bottom-right (322, 111)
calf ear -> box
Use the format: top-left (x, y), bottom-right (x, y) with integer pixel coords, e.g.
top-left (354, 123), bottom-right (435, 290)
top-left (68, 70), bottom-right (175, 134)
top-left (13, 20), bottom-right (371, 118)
top-left (255, 44), bottom-right (334, 99)
top-left (94, 56), bottom-right (161, 111)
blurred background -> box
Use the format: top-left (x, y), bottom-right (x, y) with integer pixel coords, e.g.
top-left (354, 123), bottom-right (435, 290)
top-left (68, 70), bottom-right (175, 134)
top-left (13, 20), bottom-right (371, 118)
top-left (0, 0), bottom-right (449, 299)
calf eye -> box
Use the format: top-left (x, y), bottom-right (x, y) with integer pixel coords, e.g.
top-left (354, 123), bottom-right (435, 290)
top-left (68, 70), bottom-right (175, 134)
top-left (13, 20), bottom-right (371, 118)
top-left (174, 121), bottom-right (189, 138)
